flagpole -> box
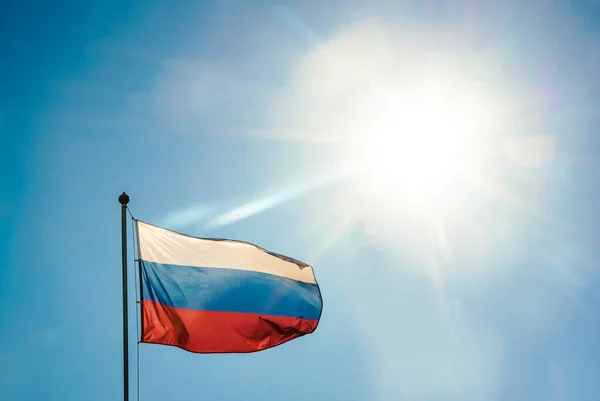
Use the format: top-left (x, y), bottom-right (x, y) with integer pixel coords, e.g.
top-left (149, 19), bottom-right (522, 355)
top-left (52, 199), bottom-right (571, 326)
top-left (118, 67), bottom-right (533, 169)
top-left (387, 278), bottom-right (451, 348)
top-left (118, 192), bottom-right (130, 401)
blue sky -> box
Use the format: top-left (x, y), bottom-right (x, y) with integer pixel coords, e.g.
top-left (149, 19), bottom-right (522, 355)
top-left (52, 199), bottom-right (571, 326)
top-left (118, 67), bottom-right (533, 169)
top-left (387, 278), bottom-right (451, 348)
top-left (2, 0), bottom-right (600, 400)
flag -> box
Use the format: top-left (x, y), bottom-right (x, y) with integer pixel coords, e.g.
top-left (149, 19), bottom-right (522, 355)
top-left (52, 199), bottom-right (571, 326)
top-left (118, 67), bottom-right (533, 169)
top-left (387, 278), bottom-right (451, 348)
top-left (135, 220), bottom-right (322, 353)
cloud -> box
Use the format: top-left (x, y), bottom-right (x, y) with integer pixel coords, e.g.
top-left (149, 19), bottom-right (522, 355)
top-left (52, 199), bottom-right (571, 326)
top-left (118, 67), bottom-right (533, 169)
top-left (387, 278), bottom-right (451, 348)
top-left (160, 205), bottom-right (215, 230)
top-left (149, 58), bottom-right (274, 129)
top-left (266, 20), bottom-right (400, 142)
top-left (204, 165), bottom-right (355, 230)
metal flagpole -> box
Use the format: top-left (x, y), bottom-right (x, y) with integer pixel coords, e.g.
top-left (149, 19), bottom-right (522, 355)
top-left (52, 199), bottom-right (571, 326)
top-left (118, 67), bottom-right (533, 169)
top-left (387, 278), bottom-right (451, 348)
top-left (119, 192), bottom-right (130, 401)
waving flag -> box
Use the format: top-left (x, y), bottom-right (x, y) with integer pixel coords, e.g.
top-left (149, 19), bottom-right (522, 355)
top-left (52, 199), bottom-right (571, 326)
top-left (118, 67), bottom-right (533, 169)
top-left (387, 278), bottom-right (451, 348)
top-left (135, 220), bottom-right (322, 353)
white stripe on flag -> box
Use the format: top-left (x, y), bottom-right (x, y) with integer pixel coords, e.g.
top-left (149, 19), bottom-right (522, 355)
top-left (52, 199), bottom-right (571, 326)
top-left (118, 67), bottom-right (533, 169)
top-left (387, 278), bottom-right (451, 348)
top-left (136, 221), bottom-right (317, 284)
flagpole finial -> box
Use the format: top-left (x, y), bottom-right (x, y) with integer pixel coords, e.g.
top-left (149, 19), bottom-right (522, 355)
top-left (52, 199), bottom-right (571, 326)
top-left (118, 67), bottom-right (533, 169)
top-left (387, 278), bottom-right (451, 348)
top-left (118, 192), bottom-right (130, 206)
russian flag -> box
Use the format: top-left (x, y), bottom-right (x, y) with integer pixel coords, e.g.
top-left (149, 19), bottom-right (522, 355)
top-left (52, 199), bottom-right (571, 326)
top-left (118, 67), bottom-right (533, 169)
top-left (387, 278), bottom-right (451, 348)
top-left (135, 220), bottom-right (322, 353)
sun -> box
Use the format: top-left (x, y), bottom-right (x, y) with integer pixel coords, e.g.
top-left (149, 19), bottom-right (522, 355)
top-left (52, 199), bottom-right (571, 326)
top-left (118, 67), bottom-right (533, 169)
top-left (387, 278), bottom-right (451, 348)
top-left (357, 76), bottom-right (493, 202)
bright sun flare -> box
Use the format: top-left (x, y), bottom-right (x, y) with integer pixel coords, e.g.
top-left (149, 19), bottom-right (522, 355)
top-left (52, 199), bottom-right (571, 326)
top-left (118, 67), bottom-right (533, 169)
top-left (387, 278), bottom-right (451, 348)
top-left (359, 76), bottom-right (493, 200)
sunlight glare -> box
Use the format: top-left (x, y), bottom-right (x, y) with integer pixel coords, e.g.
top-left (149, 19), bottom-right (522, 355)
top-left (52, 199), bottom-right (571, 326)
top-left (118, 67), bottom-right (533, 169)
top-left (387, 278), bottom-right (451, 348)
top-left (360, 76), bottom-right (490, 200)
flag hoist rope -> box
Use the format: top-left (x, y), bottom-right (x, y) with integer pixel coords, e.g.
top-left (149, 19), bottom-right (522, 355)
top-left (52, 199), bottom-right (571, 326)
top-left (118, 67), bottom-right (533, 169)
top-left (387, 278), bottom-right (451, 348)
top-left (129, 207), bottom-right (141, 401)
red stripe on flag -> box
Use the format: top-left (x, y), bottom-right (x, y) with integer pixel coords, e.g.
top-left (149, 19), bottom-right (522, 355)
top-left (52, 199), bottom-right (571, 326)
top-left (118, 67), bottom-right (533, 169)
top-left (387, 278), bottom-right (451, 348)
top-left (141, 300), bottom-right (319, 353)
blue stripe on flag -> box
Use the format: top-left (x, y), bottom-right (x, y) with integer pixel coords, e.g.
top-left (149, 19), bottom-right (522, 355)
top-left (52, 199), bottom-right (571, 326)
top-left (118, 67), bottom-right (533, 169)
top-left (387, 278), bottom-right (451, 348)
top-left (140, 260), bottom-right (322, 320)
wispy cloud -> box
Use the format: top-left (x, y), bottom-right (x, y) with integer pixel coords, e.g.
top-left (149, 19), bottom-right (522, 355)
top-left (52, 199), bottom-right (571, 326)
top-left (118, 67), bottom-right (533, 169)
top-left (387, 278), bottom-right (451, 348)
top-left (160, 205), bottom-right (215, 230)
top-left (205, 165), bottom-right (356, 230)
